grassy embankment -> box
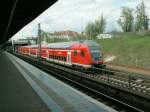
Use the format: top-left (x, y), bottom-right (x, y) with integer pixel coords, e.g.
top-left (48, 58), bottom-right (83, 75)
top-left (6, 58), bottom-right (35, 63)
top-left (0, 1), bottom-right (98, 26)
top-left (96, 32), bottom-right (150, 70)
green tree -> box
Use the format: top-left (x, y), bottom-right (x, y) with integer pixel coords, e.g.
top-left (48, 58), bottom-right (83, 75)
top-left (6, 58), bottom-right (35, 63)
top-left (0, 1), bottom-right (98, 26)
top-left (41, 30), bottom-right (49, 42)
top-left (117, 7), bottom-right (134, 32)
top-left (84, 22), bottom-right (95, 39)
top-left (135, 1), bottom-right (149, 31)
top-left (95, 14), bottom-right (106, 36)
top-left (84, 13), bottom-right (106, 39)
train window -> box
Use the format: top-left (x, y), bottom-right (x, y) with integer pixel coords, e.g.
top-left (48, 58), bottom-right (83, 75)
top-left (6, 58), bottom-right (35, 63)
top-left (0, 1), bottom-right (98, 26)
top-left (74, 50), bottom-right (77, 56)
top-left (81, 51), bottom-right (85, 57)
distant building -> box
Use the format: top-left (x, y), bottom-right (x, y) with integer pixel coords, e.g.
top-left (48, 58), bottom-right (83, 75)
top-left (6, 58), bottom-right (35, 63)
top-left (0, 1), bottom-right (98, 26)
top-left (48, 30), bottom-right (85, 40)
top-left (97, 33), bottom-right (112, 39)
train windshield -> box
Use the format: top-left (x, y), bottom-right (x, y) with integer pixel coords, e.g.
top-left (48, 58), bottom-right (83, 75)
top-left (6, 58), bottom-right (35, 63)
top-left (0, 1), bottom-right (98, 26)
top-left (83, 40), bottom-right (101, 61)
top-left (89, 45), bottom-right (101, 61)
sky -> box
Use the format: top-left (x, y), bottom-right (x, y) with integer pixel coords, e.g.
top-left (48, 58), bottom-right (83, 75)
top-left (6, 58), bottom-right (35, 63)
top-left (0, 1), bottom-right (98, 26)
top-left (12, 0), bottom-right (150, 40)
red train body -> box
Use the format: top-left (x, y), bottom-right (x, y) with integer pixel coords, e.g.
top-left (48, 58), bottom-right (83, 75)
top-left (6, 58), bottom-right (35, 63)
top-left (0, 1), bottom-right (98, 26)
top-left (17, 40), bottom-right (104, 68)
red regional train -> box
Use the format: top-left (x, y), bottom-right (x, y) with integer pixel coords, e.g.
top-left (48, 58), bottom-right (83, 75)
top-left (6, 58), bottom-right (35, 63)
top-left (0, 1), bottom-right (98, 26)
top-left (17, 40), bottom-right (104, 69)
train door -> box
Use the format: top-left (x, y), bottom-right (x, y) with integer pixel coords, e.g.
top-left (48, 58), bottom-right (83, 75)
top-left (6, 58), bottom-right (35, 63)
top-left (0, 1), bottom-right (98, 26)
top-left (67, 51), bottom-right (72, 65)
top-left (46, 50), bottom-right (49, 60)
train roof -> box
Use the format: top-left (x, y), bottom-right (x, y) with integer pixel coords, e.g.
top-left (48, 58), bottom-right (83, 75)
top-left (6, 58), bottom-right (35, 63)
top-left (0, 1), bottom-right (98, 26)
top-left (19, 40), bottom-right (100, 49)
top-left (19, 45), bottom-right (37, 48)
top-left (82, 40), bottom-right (100, 47)
top-left (47, 40), bottom-right (100, 49)
top-left (47, 41), bottom-right (79, 49)
top-left (19, 44), bottom-right (48, 48)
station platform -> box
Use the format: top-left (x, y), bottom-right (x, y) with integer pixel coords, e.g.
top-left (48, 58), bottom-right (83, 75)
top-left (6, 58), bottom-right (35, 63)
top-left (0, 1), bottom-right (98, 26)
top-left (0, 52), bottom-right (50, 112)
top-left (0, 51), bottom-right (117, 112)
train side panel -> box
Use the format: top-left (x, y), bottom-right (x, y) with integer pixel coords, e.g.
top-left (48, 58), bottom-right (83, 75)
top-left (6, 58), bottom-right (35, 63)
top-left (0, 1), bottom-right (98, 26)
top-left (47, 49), bottom-right (68, 65)
top-left (71, 45), bottom-right (92, 68)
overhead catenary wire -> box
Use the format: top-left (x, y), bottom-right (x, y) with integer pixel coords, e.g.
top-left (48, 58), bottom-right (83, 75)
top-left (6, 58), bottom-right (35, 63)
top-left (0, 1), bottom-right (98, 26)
top-left (43, 0), bottom-right (94, 30)
top-left (49, 4), bottom-right (123, 32)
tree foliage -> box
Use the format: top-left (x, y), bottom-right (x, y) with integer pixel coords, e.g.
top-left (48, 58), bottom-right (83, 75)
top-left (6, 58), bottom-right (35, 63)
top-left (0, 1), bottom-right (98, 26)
top-left (84, 14), bottom-right (106, 39)
top-left (117, 7), bottom-right (133, 32)
top-left (135, 1), bottom-right (149, 31)
top-left (84, 22), bottom-right (95, 39)
top-left (95, 14), bottom-right (106, 36)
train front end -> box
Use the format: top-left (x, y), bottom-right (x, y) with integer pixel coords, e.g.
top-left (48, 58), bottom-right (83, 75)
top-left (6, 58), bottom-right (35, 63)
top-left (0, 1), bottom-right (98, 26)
top-left (85, 40), bottom-right (105, 68)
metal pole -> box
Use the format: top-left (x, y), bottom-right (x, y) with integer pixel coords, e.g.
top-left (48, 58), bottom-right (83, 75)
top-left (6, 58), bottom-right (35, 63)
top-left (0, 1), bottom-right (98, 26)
top-left (12, 39), bottom-right (15, 53)
top-left (38, 23), bottom-right (41, 61)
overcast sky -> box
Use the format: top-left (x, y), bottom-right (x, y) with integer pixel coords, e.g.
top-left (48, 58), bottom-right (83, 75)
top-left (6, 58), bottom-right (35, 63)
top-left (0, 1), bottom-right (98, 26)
top-left (12, 0), bottom-right (150, 40)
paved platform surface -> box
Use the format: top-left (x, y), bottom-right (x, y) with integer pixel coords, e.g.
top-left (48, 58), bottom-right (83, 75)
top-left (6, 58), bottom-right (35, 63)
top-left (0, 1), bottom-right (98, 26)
top-left (1, 52), bottom-right (117, 112)
top-left (0, 52), bottom-right (50, 112)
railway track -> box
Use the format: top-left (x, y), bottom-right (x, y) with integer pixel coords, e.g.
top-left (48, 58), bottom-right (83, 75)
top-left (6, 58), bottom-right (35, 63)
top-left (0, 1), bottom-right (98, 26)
top-left (13, 52), bottom-right (150, 111)
top-left (90, 67), bottom-right (150, 95)
top-left (39, 57), bottom-right (150, 96)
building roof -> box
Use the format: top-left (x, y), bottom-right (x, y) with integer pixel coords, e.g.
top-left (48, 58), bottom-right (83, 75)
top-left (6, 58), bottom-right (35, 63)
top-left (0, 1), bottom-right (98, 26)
top-left (54, 30), bottom-right (86, 39)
